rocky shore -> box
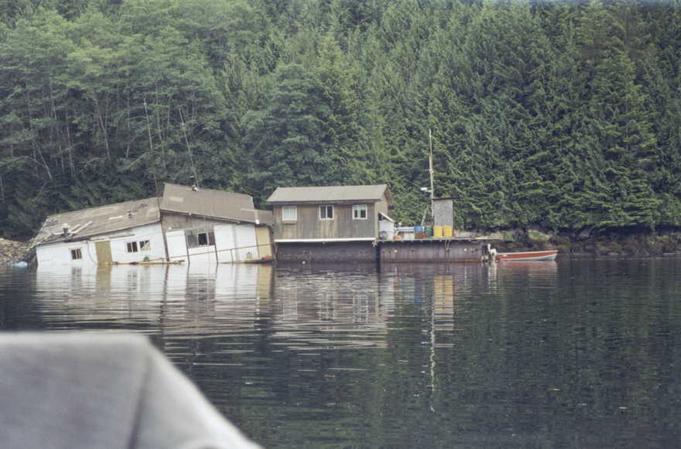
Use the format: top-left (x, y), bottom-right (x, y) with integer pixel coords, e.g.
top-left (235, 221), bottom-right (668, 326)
top-left (492, 228), bottom-right (681, 257)
top-left (0, 238), bottom-right (30, 265)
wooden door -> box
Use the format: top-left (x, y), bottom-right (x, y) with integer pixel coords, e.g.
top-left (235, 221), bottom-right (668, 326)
top-left (255, 226), bottom-right (272, 259)
top-left (95, 241), bottom-right (113, 265)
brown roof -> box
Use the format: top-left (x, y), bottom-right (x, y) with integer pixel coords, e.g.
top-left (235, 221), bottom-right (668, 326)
top-left (160, 183), bottom-right (271, 225)
top-left (35, 198), bottom-right (161, 245)
top-left (266, 184), bottom-right (391, 204)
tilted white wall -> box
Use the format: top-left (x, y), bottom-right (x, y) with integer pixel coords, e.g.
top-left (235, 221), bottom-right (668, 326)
top-left (166, 221), bottom-right (257, 265)
top-left (214, 224), bottom-right (236, 263)
top-left (211, 223), bottom-right (259, 263)
top-left (36, 240), bottom-right (96, 266)
top-left (36, 223), bottom-right (165, 266)
top-left (36, 220), bottom-right (264, 266)
top-left (213, 223), bottom-right (259, 263)
top-left (234, 225), bottom-right (258, 261)
top-left (105, 223), bottom-right (166, 264)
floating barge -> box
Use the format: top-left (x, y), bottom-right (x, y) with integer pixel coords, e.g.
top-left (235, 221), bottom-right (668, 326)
top-left (273, 238), bottom-right (500, 264)
top-left (379, 238), bottom-right (492, 263)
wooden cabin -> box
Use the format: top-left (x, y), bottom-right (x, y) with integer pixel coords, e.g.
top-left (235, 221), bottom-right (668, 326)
top-left (266, 184), bottom-right (393, 242)
top-left (266, 184), bottom-right (393, 262)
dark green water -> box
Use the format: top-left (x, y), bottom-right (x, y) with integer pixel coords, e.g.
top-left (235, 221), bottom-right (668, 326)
top-left (1, 259), bottom-right (681, 448)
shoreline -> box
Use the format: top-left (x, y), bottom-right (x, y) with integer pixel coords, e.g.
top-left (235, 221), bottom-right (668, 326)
top-left (4, 231), bottom-right (681, 266)
top-left (0, 239), bottom-right (30, 265)
top-left (494, 229), bottom-right (681, 258)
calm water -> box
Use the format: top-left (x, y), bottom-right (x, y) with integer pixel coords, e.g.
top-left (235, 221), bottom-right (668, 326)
top-left (1, 259), bottom-right (681, 448)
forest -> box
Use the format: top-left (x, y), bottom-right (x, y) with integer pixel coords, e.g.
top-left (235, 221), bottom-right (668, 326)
top-left (1, 0), bottom-right (680, 238)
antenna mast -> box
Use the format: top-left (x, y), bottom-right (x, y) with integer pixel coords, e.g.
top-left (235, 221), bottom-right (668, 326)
top-left (429, 129), bottom-right (434, 223)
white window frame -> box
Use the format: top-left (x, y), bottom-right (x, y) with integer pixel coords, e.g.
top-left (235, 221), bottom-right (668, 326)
top-left (70, 248), bottom-right (82, 260)
top-left (126, 241), bottom-right (139, 253)
top-left (319, 205), bottom-right (334, 220)
top-left (197, 231), bottom-right (215, 247)
top-left (186, 229), bottom-right (215, 248)
top-left (352, 204), bottom-right (368, 220)
top-left (139, 240), bottom-right (151, 252)
top-left (282, 206), bottom-right (298, 222)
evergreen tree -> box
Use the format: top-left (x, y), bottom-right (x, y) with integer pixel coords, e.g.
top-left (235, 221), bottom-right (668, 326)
top-left (0, 0), bottom-right (680, 237)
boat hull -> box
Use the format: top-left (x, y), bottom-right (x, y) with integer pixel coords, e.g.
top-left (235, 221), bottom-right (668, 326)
top-left (496, 249), bottom-right (558, 262)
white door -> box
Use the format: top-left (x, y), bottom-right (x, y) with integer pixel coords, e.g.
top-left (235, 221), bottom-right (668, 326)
top-left (165, 230), bottom-right (188, 263)
top-left (214, 224), bottom-right (236, 263)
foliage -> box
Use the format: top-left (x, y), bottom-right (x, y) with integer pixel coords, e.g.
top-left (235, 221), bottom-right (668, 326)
top-left (1, 0), bottom-right (680, 237)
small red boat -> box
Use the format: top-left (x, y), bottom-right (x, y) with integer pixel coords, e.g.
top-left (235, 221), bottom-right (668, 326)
top-left (495, 249), bottom-right (558, 262)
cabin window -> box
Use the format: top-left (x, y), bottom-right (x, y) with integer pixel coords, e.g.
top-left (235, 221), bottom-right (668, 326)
top-left (353, 204), bottom-right (368, 220)
top-left (139, 240), bottom-right (151, 252)
top-left (282, 206), bottom-right (297, 222)
top-left (319, 205), bottom-right (334, 220)
top-left (70, 248), bottom-right (82, 260)
top-left (126, 241), bottom-right (139, 253)
top-left (186, 229), bottom-right (215, 248)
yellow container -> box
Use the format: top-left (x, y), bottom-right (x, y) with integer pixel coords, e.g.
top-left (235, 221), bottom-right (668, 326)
top-left (443, 226), bottom-right (453, 238)
top-left (433, 226), bottom-right (444, 238)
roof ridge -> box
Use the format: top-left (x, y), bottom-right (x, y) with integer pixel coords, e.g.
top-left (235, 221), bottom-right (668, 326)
top-left (163, 183), bottom-right (253, 198)
top-left (272, 183), bottom-right (387, 189)
top-left (266, 184), bottom-right (390, 204)
top-left (46, 197), bottom-right (160, 220)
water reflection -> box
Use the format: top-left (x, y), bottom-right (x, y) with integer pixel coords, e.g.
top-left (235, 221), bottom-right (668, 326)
top-left (35, 263), bottom-right (272, 336)
top-left (31, 262), bottom-right (513, 354)
top-left (4, 258), bottom-right (680, 449)
top-left (35, 263), bottom-right (398, 350)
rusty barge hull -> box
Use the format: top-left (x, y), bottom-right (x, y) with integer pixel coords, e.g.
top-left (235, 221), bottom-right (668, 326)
top-left (379, 239), bottom-right (486, 263)
top-left (275, 241), bottom-right (379, 263)
top-left (275, 239), bottom-right (495, 263)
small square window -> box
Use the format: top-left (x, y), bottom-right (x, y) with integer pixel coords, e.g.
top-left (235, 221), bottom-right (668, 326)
top-left (197, 232), bottom-right (215, 247)
top-left (126, 241), bottom-right (138, 253)
top-left (320, 205), bottom-right (334, 220)
top-left (139, 240), bottom-right (151, 251)
top-left (186, 229), bottom-right (215, 248)
top-left (70, 248), bottom-right (82, 260)
top-left (353, 204), bottom-right (368, 220)
top-left (282, 206), bottom-right (297, 222)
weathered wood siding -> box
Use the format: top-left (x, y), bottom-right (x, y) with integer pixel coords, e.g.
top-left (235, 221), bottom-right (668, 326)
top-left (273, 203), bottom-right (377, 240)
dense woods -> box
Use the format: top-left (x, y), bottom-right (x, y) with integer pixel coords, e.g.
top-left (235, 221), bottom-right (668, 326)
top-left (1, 0), bottom-right (681, 238)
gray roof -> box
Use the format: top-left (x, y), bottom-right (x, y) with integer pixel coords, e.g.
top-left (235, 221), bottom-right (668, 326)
top-left (160, 183), bottom-right (271, 225)
top-left (35, 198), bottom-right (161, 245)
top-left (266, 184), bottom-right (391, 204)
